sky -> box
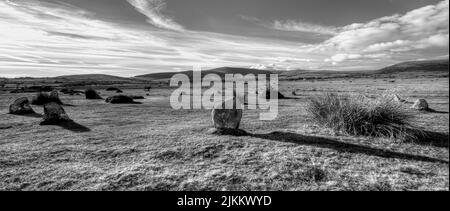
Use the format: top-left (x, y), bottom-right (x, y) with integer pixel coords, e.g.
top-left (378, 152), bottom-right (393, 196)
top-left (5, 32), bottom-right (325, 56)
top-left (0, 0), bottom-right (448, 77)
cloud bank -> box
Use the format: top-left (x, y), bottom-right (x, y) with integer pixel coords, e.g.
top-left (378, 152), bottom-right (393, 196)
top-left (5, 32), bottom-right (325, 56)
top-left (0, 0), bottom-right (448, 77)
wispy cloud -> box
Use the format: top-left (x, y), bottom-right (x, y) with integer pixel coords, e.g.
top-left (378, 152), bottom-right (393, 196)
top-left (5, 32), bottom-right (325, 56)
top-left (0, 0), bottom-right (320, 76)
top-left (0, 0), bottom-right (448, 77)
top-left (126, 0), bottom-right (184, 31)
top-left (241, 15), bottom-right (337, 35)
top-left (272, 20), bottom-right (338, 35)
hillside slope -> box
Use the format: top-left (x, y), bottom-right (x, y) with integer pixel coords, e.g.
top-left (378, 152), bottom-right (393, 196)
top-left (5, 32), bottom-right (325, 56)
top-left (135, 67), bottom-right (275, 80)
top-left (375, 59), bottom-right (449, 74)
top-left (55, 74), bottom-right (142, 83)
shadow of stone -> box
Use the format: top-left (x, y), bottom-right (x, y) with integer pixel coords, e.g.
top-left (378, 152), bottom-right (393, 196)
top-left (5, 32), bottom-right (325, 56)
top-left (249, 131), bottom-right (448, 164)
top-left (425, 109), bottom-right (449, 114)
top-left (410, 131), bottom-right (449, 148)
top-left (41, 120), bottom-right (91, 133)
top-left (107, 101), bottom-right (143, 105)
top-left (207, 128), bottom-right (248, 136)
top-left (10, 113), bottom-right (43, 118)
top-left (0, 125), bottom-right (13, 130)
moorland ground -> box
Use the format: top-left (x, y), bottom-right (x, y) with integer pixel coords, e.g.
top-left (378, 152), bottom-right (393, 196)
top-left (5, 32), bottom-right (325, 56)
top-left (0, 77), bottom-right (448, 191)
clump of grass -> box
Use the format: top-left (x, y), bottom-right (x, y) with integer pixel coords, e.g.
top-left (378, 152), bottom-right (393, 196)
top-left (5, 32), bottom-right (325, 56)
top-left (306, 93), bottom-right (422, 140)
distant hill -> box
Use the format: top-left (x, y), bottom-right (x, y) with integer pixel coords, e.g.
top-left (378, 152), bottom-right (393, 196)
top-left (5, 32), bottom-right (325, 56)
top-left (135, 67), bottom-right (276, 81)
top-left (278, 59), bottom-right (449, 80)
top-left (375, 59), bottom-right (449, 74)
top-left (132, 59), bottom-right (450, 81)
top-left (2, 59), bottom-right (448, 84)
top-left (54, 74), bottom-right (142, 83)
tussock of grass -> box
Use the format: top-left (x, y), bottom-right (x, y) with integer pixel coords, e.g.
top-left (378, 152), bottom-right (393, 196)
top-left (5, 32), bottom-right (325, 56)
top-left (306, 93), bottom-right (422, 140)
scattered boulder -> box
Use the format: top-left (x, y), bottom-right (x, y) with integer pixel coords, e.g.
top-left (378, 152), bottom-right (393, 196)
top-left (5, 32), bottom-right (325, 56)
top-left (9, 97), bottom-right (35, 115)
top-left (411, 99), bottom-right (430, 111)
top-left (40, 102), bottom-right (72, 125)
top-left (144, 86), bottom-right (152, 91)
top-left (129, 95), bottom-right (145, 100)
top-left (106, 87), bottom-right (122, 92)
top-left (31, 91), bottom-right (63, 105)
top-left (85, 88), bottom-right (102, 99)
top-left (211, 98), bottom-right (243, 130)
top-left (60, 88), bottom-right (84, 95)
top-left (105, 95), bottom-right (137, 104)
top-left (10, 86), bottom-right (54, 93)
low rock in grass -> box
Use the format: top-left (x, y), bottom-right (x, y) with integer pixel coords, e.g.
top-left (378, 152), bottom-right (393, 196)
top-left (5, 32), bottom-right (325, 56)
top-left (411, 99), bottom-right (429, 111)
top-left (105, 95), bottom-right (137, 104)
top-left (40, 102), bottom-right (72, 125)
top-left (9, 97), bottom-right (35, 115)
top-left (85, 88), bottom-right (103, 99)
top-left (60, 88), bottom-right (84, 95)
top-left (129, 95), bottom-right (145, 100)
top-left (106, 87), bottom-right (122, 92)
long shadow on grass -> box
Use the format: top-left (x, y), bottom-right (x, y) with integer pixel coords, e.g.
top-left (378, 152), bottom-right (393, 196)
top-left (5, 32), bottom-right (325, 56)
top-left (10, 113), bottom-right (43, 118)
top-left (42, 121), bottom-right (91, 133)
top-left (426, 109), bottom-right (449, 114)
top-left (411, 131), bottom-right (449, 148)
top-left (250, 132), bottom-right (449, 164)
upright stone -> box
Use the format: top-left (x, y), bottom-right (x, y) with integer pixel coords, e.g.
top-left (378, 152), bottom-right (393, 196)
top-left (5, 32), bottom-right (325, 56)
top-left (40, 102), bottom-right (72, 125)
top-left (211, 98), bottom-right (243, 130)
top-left (85, 88), bottom-right (102, 99)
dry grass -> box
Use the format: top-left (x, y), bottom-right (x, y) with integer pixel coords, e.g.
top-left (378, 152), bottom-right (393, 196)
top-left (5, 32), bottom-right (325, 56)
top-left (0, 77), bottom-right (448, 191)
top-left (306, 93), bottom-right (421, 140)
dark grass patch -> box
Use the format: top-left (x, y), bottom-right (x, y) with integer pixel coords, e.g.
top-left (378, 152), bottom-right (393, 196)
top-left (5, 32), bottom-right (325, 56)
top-left (299, 166), bottom-right (328, 182)
top-left (306, 93), bottom-right (423, 141)
top-left (192, 144), bottom-right (225, 159)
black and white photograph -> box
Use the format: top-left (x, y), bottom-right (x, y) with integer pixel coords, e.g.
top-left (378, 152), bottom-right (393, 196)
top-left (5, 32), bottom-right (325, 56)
top-left (0, 0), bottom-right (448, 195)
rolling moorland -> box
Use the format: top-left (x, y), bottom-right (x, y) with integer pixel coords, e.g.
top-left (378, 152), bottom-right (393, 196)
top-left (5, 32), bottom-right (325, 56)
top-left (0, 59), bottom-right (448, 191)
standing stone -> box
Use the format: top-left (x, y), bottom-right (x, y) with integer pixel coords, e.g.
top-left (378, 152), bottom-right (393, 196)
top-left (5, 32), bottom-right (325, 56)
top-left (40, 102), bottom-right (72, 125)
top-left (85, 88), bottom-right (102, 99)
top-left (211, 98), bottom-right (243, 130)
top-left (411, 99), bottom-right (429, 111)
top-left (9, 97), bottom-right (35, 115)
